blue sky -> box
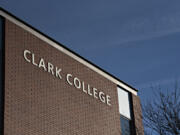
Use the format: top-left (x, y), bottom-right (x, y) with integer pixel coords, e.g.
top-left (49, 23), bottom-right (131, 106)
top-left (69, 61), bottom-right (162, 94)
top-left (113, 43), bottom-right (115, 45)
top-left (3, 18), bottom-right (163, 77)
top-left (1, 0), bottom-right (180, 101)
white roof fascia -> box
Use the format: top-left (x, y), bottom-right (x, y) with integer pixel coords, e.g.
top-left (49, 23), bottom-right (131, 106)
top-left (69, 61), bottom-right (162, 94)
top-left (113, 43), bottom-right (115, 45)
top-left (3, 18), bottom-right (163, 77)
top-left (0, 10), bottom-right (137, 95)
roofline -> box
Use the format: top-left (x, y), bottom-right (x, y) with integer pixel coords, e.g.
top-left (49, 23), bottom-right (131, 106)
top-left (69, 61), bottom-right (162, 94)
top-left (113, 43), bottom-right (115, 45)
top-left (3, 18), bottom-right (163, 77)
top-left (0, 7), bottom-right (138, 95)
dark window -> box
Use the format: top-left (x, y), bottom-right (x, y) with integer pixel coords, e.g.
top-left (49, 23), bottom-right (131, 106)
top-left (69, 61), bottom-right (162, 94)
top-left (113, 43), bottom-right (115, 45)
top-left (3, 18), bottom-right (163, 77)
top-left (120, 115), bottom-right (131, 135)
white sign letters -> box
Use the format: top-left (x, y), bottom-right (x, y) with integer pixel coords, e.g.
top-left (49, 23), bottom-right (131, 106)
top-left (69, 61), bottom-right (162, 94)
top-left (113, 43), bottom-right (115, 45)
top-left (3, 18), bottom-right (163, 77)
top-left (23, 49), bottom-right (111, 106)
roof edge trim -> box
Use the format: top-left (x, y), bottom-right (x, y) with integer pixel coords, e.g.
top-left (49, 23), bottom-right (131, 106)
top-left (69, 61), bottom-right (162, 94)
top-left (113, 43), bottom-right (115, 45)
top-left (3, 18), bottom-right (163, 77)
top-left (0, 7), bottom-right (138, 95)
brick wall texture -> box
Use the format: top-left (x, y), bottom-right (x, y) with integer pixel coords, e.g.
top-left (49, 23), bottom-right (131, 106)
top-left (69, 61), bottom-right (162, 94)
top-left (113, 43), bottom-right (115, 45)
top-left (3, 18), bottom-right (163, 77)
top-left (132, 95), bottom-right (144, 135)
top-left (3, 19), bottom-right (143, 135)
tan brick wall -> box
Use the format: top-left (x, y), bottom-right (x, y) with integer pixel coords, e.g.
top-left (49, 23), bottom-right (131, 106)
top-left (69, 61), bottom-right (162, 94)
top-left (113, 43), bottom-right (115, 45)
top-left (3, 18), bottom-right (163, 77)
top-left (4, 19), bottom-right (122, 135)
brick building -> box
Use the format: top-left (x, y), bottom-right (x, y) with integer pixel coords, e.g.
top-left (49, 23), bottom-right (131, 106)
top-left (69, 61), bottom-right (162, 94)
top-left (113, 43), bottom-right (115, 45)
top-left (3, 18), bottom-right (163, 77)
top-left (0, 8), bottom-right (144, 135)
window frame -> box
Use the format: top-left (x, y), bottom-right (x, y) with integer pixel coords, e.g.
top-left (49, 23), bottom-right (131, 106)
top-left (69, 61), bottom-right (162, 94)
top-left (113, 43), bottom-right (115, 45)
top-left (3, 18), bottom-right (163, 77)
top-left (117, 86), bottom-right (136, 135)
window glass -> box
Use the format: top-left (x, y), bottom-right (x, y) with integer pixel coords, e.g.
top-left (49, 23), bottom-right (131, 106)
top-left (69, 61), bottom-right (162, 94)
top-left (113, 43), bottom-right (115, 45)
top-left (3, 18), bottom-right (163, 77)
top-left (117, 87), bottom-right (131, 119)
top-left (120, 116), bottom-right (131, 135)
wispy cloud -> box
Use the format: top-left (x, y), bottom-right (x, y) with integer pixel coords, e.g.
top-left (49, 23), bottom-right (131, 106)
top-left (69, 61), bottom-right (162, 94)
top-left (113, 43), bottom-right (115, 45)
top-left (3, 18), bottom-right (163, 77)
top-left (136, 77), bottom-right (180, 90)
top-left (70, 3), bottom-right (180, 51)
top-left (116, 11), bottom-right (180, 44)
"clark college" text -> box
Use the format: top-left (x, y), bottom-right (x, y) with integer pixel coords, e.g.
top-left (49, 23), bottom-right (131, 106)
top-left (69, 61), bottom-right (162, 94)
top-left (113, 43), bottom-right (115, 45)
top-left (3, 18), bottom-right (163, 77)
top-left (23, 49), bottom-right (111, 106)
